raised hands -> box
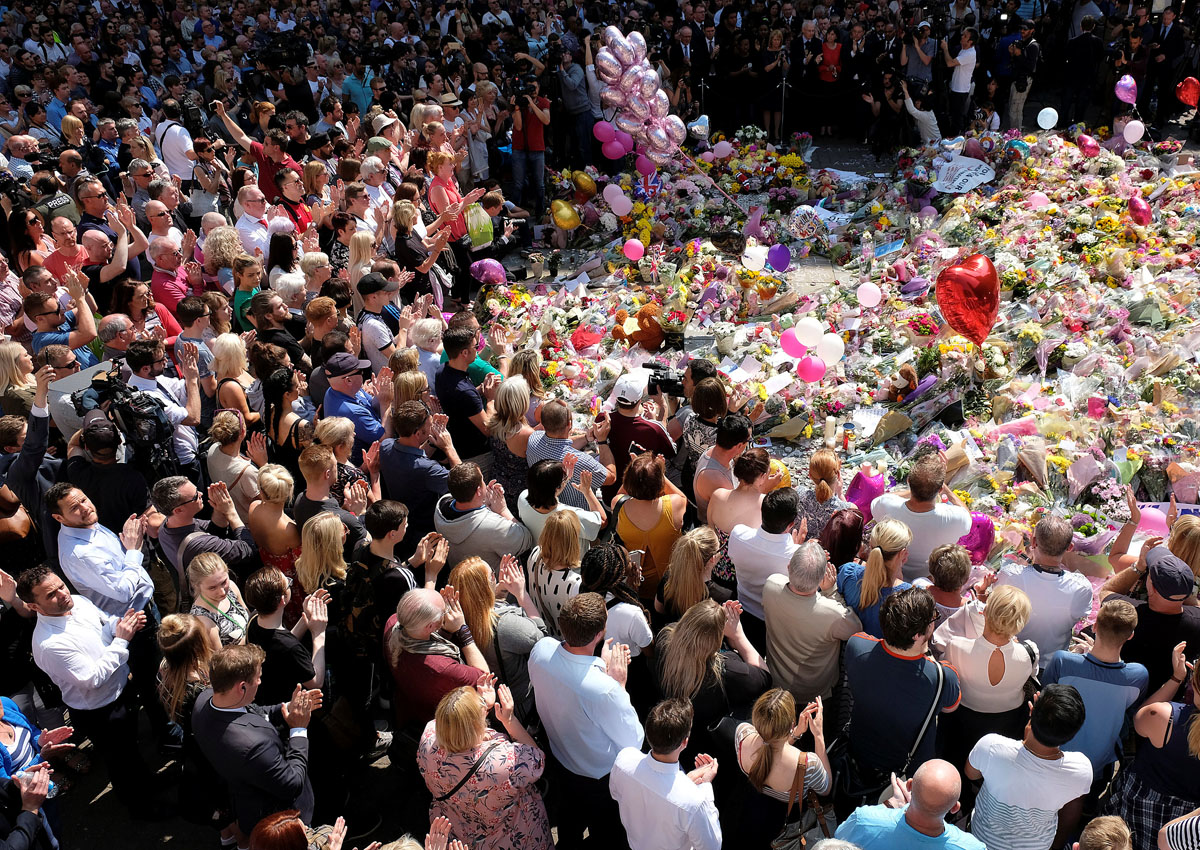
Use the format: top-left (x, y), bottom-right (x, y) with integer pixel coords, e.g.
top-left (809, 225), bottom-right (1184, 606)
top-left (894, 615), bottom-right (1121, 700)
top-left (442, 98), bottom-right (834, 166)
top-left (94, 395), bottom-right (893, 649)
top-left (494, 684), bottom-right (517, 727)
top-left (208, 481), bottom-right (235, 518)
top-left (497, 554), bottom-right (525, 601)
top-left (247, 431), bottom-right (269, 467)
top-left (37, 726), bottom-right (76, 759)
top-left (119, 513), bottom-right (146, 551)
top-left (601, 638), bottom-right (631, 686)
top-left (114, 608), bottom-right (147, 641)
top-left (440, 586), bottom-right (465, 632)
top-left (721, 599), bottom-right (743, 639)
top-left (475, 672), bottom-right (497, 711)
top-left (281, 683), bottom-right (324, 728)
top-left (178, 341), bottom-right (201, 380)
top-left (687, 753), bottom-right (719, 785)
top-left (425, 817), bottom-right (452, 850)
top-left (344, 479), bottom-right (370, 516)
top-left (303, 589), bottom-right (329, 634)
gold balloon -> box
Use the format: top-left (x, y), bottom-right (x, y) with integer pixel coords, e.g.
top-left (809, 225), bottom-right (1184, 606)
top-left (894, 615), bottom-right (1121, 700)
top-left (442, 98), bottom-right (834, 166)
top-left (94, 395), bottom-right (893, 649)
top-left (552, 202), bottom-right (582, 230)
top-left (769, 459), bottom-right (792, 489)
top-left (572, 171), bottom-right (598, 199)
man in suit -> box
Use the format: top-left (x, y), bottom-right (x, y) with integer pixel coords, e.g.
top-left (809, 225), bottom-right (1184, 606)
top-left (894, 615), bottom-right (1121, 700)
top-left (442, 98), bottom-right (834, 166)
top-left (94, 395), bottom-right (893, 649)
top-left (193, 644), bottom-right (323, 835)
top-left (1149, 6), bottom-right (1185, 128)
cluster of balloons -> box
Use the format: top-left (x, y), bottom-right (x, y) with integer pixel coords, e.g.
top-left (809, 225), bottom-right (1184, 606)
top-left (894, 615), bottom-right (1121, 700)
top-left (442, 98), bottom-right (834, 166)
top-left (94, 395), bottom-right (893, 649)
top-left (601, 182), bottom-right (634, 217)
top-left (594, 26), bottom-right (688, 167)
top-left (741, 244), bottom-right (791, 273)
top-left (594, 120), bottom-right (636, 161)
top-left (778, 317), bottom-right (845, 384)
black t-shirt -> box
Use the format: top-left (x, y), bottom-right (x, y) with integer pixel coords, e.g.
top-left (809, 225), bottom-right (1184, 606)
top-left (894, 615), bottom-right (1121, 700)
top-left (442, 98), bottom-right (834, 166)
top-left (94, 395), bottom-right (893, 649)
top-left (293, 492), bottom-right (367, 565)
top-left (63, 457), bottom-right (150, 535)
top-left (1112, 593), bottom-right (1200, 690)
top-left (257, 327), bottom-right (308, 370)
top-left (247, 618), bottom-right (315, 707)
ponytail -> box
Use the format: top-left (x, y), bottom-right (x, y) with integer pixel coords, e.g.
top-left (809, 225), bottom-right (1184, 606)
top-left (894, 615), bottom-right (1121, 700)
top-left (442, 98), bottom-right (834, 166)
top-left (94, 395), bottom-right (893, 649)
top-left (860, 545), bottom-right (889, 609)
top-left (809, 448), bottom-right (841, 505)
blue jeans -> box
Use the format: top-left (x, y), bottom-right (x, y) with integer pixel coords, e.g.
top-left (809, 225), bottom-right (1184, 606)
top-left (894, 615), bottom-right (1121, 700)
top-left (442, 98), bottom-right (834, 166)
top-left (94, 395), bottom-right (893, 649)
top-left (511, 148), bottom-right (545, 219)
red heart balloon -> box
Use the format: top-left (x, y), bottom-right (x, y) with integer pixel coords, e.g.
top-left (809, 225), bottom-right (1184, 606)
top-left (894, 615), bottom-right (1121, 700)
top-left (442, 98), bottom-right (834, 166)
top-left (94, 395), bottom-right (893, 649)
top-left (1178, 77), bottom-right (1200, 108)
top-left (936, 254), bottom-right (999, 346)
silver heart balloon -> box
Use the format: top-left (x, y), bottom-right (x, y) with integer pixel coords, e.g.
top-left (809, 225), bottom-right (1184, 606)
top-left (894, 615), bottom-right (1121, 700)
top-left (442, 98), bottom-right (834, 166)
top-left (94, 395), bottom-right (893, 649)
top-left (625, 92), bottom-right (650, 119)
top-left (602, 25), bottom-right (624, 46)
top-left (647, 123), bottom-right (672, 152)
top-left (615, 113), bottom-right (644, 135)
top-left (638, 67), bottom-right (659, 99)
top-left (619, 65), bottom-right (643, 94)
top-left (600, 85), bottom-right (626, 109)
top-left (609, 32), bottom-right (635, 66)
top-left (688, 115), bottom-right (710, 139)
top-left (646, 149), bottom-right (674, 165)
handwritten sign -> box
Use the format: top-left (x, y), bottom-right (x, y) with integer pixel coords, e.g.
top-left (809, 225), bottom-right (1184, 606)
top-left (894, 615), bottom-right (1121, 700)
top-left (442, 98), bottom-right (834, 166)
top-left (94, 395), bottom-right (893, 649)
top-left (933, 155), bottom-right (996, 194)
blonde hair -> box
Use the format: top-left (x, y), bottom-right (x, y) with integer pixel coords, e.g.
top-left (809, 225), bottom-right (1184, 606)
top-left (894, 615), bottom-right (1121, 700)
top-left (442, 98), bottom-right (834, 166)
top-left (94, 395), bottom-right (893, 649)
top-left (1077, 816), bottom-right (1131, 850)
top-left (60, 114), bottom-right (84, 142)
top-left (208, 409), bottom-right (244, 446)
top-left (314, 416), bottom-right (355, 451)
top-left (0, 342), bottom-right (33, 395)
top-left (201, 292), bottom-right (231, 336)
top-left (538, 510), bottom-right (582, 570)
top-left (348, 232), bottom-right (375, 312)
top-left (302, 160), bottom-right (327, 197)
top-left (203, 226), bottom-right (246, 274)
top-left (393, 370), bottom-right (429, 405)
top-left (984, 585), bottom-right (1031, 640)
top-left (299, 251), bottom-right (330, 278)
top-left (210, 333), bottom-right (248, 379)
top-left (388, 347), bottom-right (420, 375)
top-left (657, 599), bottom-right (726, 700)
top-left (663, 527), bottom-right (720, 617)
top-left (748, 688), bottom-right (797, 791)
top-left (157, 613), bottom-right (213, 721)
top-left (187, 552), bottom-right (229, 597)
top-left (1170, 516), bottom-right (1200, 579)
top-left (509, 349), bottom-right (546, 399)
top-left (295, 511), bottom-right (348, 593)
top-left (256, 464), bottom-right (294, 505)
top-left (449, 557), bottom-right (499, 653)
top-left (809, 448), bottom-right (841, 504)
top-left (393, 200), bottom-right (419, 232)
top-left (860, 519), bottom-right (913, 608)
top-left (488, 376), bottom-right (530, 442)
top-left (434, 686), bottom-right (487, 754)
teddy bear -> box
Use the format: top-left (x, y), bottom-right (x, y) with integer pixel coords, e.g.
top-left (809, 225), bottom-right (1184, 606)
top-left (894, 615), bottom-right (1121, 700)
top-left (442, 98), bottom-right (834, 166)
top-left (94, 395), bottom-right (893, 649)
top-left (874, 363), bottom-right (919, 403)
top-left (612, 303), bottom-right (665, 352)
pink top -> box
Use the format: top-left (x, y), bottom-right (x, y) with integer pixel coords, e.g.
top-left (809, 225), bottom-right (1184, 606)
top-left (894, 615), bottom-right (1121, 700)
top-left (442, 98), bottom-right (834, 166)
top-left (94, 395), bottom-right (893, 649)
top-left (429, 174), bottom-right (466, 240)
top-left (151, 267), bottom-right (196, 317)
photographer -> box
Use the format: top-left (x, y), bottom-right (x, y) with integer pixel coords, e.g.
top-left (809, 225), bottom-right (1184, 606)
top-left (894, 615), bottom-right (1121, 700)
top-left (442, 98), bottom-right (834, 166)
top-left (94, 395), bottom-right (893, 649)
top-left (556, 45), bottom-right (593, 168)
top-left (153, 99), bottom-right (196, 184)
top-left (1007, 19), bottom-right (1040, 130)
top-left (511, 75), bottom-right (550, 220)
top-left (941, 28), bottom-right (978, 136)
top-left (901, 21), bottom-right (936, 92)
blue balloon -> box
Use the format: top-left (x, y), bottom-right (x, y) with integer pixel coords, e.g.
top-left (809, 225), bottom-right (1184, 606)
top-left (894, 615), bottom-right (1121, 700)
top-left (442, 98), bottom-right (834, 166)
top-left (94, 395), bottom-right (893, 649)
top-left (767, 243), bottom-right (791, 272)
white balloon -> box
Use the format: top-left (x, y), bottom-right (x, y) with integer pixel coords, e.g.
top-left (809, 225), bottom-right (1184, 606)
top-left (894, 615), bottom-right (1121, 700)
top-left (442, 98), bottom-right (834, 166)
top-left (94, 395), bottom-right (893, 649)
top-left (1124, 119), bottom-right (1146, 143)
top-left (794, 316), bottom-right (823, 348)
top-left (741, 246), bottom-right (768, 271)
top-left (1036, 107), bottom-right (1058, 130)
top-left (856, 281), bottom-right (882, 308)
top-left (815, 333), bottom-right (845, 364)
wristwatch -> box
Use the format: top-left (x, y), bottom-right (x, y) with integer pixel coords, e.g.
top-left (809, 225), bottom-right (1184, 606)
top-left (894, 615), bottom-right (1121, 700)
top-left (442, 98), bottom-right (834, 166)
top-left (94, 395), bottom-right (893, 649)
top-left (597, 440), bottom-right (609, 445)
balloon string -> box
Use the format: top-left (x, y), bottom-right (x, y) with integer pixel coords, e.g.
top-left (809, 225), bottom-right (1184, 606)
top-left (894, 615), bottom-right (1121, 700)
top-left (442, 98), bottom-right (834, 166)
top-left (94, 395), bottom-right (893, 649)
top-left (676, 148), bottom-right (747, 214)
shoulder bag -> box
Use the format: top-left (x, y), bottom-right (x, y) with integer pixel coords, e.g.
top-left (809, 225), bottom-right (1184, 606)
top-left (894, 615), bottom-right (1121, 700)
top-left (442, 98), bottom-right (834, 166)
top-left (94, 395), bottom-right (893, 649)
top-left (1020, 640), bottom-right (1043, 704)
top-left (771, 751), bottom-right (832, 849)
top-left (433, 742), bottom-right (502, 802)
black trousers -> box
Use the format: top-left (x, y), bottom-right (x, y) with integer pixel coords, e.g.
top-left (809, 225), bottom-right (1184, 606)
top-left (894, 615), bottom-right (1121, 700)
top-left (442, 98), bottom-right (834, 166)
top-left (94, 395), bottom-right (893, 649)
top-left (71, 687), bottom-right (152, 808)
top-left (552, 760), bottom-right (629, 850)
top-left (128, 604), bottom-right (179, 744)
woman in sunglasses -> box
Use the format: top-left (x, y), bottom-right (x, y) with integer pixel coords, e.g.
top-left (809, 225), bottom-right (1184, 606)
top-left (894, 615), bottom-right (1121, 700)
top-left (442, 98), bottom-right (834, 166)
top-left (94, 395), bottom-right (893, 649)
top-left (6, 209), bottom-right (55, 274)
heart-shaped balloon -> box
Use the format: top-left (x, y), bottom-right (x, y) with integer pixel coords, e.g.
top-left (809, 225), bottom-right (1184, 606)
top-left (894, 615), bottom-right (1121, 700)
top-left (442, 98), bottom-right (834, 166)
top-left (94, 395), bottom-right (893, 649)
top-left (688, 115), bottom-right (710, 139)
top-left (1177, 76), bottom-right (1200, 108)
top-left (1077, 133), bottom-right (1100, 158)
top-left (1115, 74), bottom-right (1138, 105)
top-left (936, 253), bottom-right (999, 346)
top-left (940, 135), bottom-right (966, 154)
top-left (1129, 194), bottom-right (1152, 226)
top-left (963, 138), bottom-right (988, 162)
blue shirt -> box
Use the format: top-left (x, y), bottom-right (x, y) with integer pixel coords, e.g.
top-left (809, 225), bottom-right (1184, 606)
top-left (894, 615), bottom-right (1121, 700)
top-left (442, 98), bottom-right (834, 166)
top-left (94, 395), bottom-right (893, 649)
top-left (323, 386), bottom-right (383, 464)
top-left (837, 562), bottom-right (912, 639)
top-left (835, 805), bottom-right (986, 849)
top-left (525, 431), bottom-right (607, 510)
top-left (379, 440), bottom-right (449, 539)
top-left (1042, 650), bottom-right (1148, 775)
top-left (31, 312), bottom-right (99, 368)
top-left (46, 97), bottom-right (69, 133)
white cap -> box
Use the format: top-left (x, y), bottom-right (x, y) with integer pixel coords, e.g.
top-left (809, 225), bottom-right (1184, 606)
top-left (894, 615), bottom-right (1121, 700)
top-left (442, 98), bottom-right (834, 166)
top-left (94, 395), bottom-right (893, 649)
top-left (614, 373), bottom-right (647, 405)
top-left (372, 113), bottom-right (399, 134)
top-left (917, 19), bottom-right (931, 28)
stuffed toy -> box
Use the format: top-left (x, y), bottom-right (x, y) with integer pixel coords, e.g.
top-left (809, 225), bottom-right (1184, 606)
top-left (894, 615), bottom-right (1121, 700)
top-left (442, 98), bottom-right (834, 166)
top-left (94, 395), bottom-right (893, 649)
top-left (875, 363), bottom-right (919, 402)
top-left (612, 303), bottom-right (665, 352)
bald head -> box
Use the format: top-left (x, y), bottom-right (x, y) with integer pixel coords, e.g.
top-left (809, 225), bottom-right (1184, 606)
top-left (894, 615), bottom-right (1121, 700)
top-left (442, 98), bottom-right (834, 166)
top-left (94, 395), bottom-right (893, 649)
top-left (145, 200), bottom-right (168, 232)
top-left (81, 230), bottom-right (112, 261)
top-left (909, 759), bottom-right (962, 819)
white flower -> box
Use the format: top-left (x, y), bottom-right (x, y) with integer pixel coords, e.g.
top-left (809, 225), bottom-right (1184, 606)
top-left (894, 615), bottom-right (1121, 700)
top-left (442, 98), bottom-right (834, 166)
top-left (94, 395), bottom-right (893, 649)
top-left (599, 213), bottom-right (619, 232)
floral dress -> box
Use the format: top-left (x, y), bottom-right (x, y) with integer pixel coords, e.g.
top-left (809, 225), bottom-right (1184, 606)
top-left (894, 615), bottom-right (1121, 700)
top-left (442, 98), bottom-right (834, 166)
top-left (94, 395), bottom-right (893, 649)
top-left (795, 490), bottom-right (854, 541)
top-left (417, 725), bottom-right (552, 850)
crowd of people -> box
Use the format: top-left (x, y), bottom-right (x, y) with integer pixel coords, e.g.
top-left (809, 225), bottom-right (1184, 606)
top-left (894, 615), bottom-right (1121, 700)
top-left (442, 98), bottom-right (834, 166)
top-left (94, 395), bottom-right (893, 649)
top-left (0, 1), bottom-right (1197, 850)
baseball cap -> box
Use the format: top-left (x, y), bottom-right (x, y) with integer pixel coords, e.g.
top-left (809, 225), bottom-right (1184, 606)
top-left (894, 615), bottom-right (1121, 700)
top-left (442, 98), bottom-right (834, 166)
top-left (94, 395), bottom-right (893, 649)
top-left (82, 417), bottom-right (121, 454)
top-left (356, 271), bottom-right (399, 296)
top-left (1147, 546), bottom-right (1195, 600)
top-left (917, 20), bottom-right (931, 28)
top-left (365, 136), bottom-right (391, 153)
top-left (439, 92), bottom-right (463, 107)
top-left (614, 373), bottom-right (647, 405)
top-left (307, 131), bottom-right (331, 150)
top-left (372, 113), bottom-right (398, 134)
top-left (324, 351), bottom-right (373, 378)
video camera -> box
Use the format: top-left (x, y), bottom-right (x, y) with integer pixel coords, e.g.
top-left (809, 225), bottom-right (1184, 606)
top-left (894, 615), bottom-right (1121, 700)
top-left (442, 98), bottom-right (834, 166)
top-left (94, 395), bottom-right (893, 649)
top-left (512, 75), bottom-right (538, 100)
top-left (645, 362), bottom-right (686, 397)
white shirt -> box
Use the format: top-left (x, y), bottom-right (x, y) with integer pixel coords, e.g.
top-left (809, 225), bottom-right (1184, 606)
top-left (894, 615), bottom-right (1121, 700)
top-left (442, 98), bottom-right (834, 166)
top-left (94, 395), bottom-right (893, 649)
top-left (968, 733), bottom-right (1092, 850)
top-left (58, 524), bottom-right (154, 618)
top-left (528, 637), bottom-right (644, 779)
top-left (482, 10), bottom-right (514, 26)
top-left (995, 564), bottom-right (1093, 663)
top-left (903, 97), bottom-right (942, 145)
top-left (870, 493), bottom-right (972, 582)
top-left (517, 493), bottom-right (603, 553)
top-left (605, 597), bottom-right (653, 657)
top-left (235, 212), bottom-right (270, 257)
top-left (950, 45), bottom-right (976, 93)
top-left (729, 525), bottom-right (798, 620)
top-left (155, 120), bottom-right (195, 180)
top-left (32, 596), bottom-right (131, 711)
top-left (609, 748), bottom-right (722, 850)
top-left (129, 373), bottom-right (198, 463)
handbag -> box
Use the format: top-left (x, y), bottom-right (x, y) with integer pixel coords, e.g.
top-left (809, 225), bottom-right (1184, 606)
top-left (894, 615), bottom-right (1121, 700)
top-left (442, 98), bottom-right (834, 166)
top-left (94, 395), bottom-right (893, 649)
top-left (770, 751), bottom-right (831, 849)
top-left (433, 742), bottom-right (502, 802)
top-left (1020, 640), bottom-right (1043, 704)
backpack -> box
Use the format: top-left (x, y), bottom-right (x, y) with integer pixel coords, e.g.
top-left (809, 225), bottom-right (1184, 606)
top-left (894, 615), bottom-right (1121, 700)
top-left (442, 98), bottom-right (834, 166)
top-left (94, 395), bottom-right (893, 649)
top-left (72, 366), bottom-right (182, 485)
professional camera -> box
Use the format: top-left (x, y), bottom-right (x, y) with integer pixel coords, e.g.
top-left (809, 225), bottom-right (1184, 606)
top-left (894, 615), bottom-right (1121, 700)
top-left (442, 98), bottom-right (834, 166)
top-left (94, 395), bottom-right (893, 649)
top-left (258, 33), bottom-right (309, 69)
top-left (0, 171), bottom-right (32, 206)
top-left (646, 363), bottom-right (686, 398)
top-left (512, 75), bottom-right (538, 100)
top-left (363, 42), bottom-right (398, 68)
top-left (547, 43), bottom-right (566, 66)
top-left (182, 103), bottom-right (206, 136)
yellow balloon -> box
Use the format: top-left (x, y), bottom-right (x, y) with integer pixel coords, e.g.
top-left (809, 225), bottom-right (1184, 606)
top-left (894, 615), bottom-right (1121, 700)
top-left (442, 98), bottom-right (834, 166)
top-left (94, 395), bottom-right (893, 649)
top-left (572, 171), bottom-right (598, 199)
top-left (551, 199), bottom-right (570, 212)
top-left (553, 203), bottom-right (582, 230)
top-left (769, 459), bottom-right (792, 489)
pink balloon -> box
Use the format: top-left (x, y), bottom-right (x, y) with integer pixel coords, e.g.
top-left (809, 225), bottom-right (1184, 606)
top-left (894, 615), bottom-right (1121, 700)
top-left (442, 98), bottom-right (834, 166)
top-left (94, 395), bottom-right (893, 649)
top-left (713, 140), bottom-right (734, 158)
top-left (616, 130), bottom-right (635, 152)
top-left (699, 151), bottom-right (715, 162)
top-left (635, 155), bottom-right (656, 176)
top-left (602, 139), bottom-right (626, 160)
top-left (599, 85), bottom-right (627, 109)
top-left (1028, 191), bottom-right (1050, 209)
top-left (1129, 195), bottom-right (1152, 226)
top-left (797, 355), bottom-right (827, 383)
top-left (611, 195), bottom-right (633, 217)
top-left (1115, 74), bottom-right (1138, 105)
top-left (846, 467), bottom-right (886, 523)
top-left (625, 93), bottom-right (650, 118)
top-left (602, 183), bottom-right (624, 205)
top-left (1077, 134), bottom-right (1100, 157)
top-left (856, 281), bottom-right (882, 308)
top-left (1140, 506), bottom-right (1170, 537)
top-left (593, 121), bottom-right (616, 143)
top-left (780, 328), bottom-right (807, 358)
top-left (623, 238), bottom-right (645, 261)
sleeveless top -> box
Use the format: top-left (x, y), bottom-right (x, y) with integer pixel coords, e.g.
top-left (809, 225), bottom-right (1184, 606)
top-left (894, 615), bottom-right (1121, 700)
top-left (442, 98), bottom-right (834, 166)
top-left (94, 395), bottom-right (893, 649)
top-left (712, 526), bottom-right (737, 586)
top-left (694, 448), bottom-right (735, 524)
top-left (1137, 701), bottom-right (1200, 800)
top-left (190, 591), bottom-right (250, 646)
top-left (489, 434), bottom-right (528, 515)
top-left (430, 175), bottom-right (466, 239)
top-left (616, 495), bottom-right (680, 600)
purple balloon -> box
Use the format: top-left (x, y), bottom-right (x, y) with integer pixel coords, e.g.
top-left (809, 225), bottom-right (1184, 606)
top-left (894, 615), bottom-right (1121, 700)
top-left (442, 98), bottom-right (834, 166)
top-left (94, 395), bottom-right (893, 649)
top-left (647, 123), bottom-right (672, 152)
top-left (664, 114), bottom-right (687, 144)
top-left (1115, 73), bottom-right (1138, 105)
top-left (594, 48), bottom-right (622, 83)
top-left (650, 89), bottom-right (671, 118)
top-left (767, 243), bottom-right (791, 272)
top-left (470, 258), bottom-right (506, 286)
top-left (602, 139), bottom-right (626, 160)
top-left (638, 67), bottom-right (660, 99)
top-left (957, 512), bottom-right (996, 565)
top-left (625, 93), bottom-right (650, 119)
top-left (628, 30), bottom-right (648, 62)
top-left (635, 154), bottom-right (656, 175)
top-left (599, 85), bottom-right (627, 109)
top-left (845, 468), bottom-right (886, 523)
top-left (616, 130), bottom-right (635, 151)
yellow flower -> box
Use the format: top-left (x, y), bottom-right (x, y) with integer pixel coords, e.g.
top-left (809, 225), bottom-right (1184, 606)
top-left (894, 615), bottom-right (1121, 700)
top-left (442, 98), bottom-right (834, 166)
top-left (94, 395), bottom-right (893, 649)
top-left (545, 362), bottom-right (559, 375)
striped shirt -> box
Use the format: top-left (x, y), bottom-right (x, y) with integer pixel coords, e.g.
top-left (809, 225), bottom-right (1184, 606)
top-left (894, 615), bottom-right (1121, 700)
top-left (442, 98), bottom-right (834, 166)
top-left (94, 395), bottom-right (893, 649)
top-left (524, 432), bottom-right (606, 510)
top-left (1164, 814), bottom-right (1200, 850)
